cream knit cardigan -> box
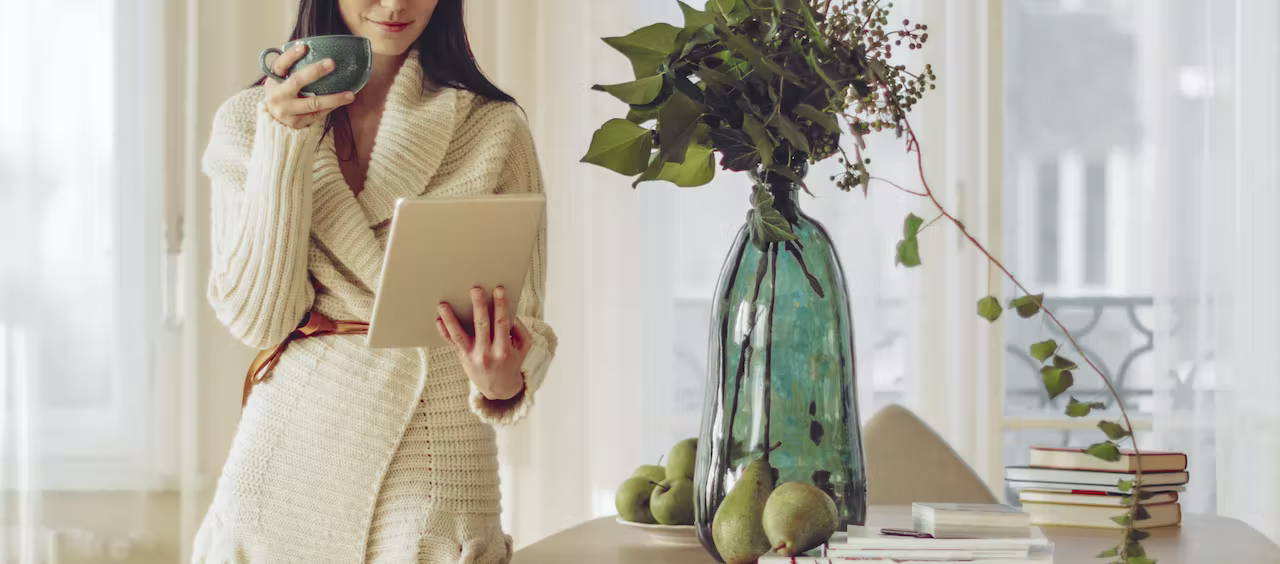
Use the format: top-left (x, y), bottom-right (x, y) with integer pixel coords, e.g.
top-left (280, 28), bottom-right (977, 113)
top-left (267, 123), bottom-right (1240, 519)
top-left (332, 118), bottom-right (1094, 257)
top-left (191, 50), bottom-right (556, 563)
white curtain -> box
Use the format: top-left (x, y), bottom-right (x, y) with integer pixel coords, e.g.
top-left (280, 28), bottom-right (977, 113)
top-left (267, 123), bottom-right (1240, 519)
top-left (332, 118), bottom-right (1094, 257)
top-left (1149, 0), bottom-right (1280, 543)
top-left (0, 0), bottom-right (184, 562)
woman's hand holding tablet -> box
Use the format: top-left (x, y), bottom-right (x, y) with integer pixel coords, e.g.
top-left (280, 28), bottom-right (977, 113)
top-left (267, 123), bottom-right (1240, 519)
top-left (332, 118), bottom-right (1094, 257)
top-left (435, 284), bottom-right (531, 401)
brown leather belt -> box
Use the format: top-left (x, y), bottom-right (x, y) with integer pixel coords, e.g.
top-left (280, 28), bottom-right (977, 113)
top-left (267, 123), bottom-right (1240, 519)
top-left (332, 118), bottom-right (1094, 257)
top-left (242, 310), bottom-right (370, 409)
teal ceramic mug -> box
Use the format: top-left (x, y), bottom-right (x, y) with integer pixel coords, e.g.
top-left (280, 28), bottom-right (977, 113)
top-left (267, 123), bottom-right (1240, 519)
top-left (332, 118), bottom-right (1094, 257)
top-left (260, 34), bottom-right (373, 96)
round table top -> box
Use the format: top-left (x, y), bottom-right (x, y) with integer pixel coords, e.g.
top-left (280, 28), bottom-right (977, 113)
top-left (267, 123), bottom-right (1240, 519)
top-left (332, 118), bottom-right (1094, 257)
top-left (513, 505), bottom-right (1279, 564)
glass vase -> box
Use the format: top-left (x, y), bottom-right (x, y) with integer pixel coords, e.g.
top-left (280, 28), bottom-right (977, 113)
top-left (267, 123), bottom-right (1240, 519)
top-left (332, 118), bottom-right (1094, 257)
top-left (693, 167), bottom-right (866, 561)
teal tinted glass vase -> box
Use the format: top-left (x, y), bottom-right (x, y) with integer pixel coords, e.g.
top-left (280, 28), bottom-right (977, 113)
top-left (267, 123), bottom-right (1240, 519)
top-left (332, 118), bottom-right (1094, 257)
top-left (693, 167), bottom-right (866, 561)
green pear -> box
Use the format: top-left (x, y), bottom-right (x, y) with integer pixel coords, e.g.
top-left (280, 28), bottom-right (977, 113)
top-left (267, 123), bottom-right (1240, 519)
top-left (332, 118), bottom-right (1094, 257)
top-left (711, 450), bottom-right (777, 564)
top-left (650, 477), bottom-right (695, 525)
top-left (615, 475), bottom-right (657, 523)
top-left (763, 481), bottom-right (838, 556)
top-left (666, 438), bottom-right (698, 480)
top-left (633, 464), bottom-right (666, 483)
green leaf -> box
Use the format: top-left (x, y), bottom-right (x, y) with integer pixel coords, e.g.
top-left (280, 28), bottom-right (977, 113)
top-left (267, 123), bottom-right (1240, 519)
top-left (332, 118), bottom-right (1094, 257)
top-left (1110, 513), bottom-right (1132, 526)
top-left (742, 114), bottom-right (775, 166)
top-left (895, 214), bottom-right (924, 267)
top-left (591, 75), bottom-right (666, 105)
top-left (1099, 420), bottom-right (1132, 440)
top-left (1030, 339), bottom-right (1058, 362)
top-left (633, 140), bottom-right (715, 188)
top-left (581, 119), bottom-right (654, 176)
top-left (1086, 441), bottom-right (1122, 462)
top-left (1128, 529), bottom-right (1151, 541)
top-left (1065, 396), bottom-right (1106, 417)
top-left (707, 0), bottom-right (749, 23)
top-left (1133, 503), bottom-right (1151, 520)
top-left (977, 296), bottom-right (1003, 322)
top-left (694, 64), bottom-right (740, 90)
top-left (602, 23), bottom-right (681, 78)
top-left (767, 113), bottom-right (810, 154)
top-left (713, 18), bottom-right (793, 81)
top-left (794, 103), bottom-right (840, 134)
top-left (1126, 557), bottom-right (1156, 564)
top-left (749, 183), bottom-right (797, 248)
top-left (677, 0), bottom-right (713, 30)
top-left (625, 106), bottom-right (660, 124)
top-left (1040, 366), bottom-right (1074, 399)
top-left (1052, 355), bottom-right (1079, 370)
top-left (656, 89), bottom-right (704, 164)
top-left (1097, 546), bottom-right (1119, 558)
top-left (1049, 352), bottom-right (1080, 370)
top-left (709, 128), bottom-right (760, 171)
top-left (1010, 293), bottom-right (1045, 318)
top-left (1117, 478), bottom-right (1135, 492)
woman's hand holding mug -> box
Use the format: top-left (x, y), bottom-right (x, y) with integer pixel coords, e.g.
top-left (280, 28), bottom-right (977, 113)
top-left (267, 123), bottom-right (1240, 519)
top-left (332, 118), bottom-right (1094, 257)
top-left (262, 44), bottom-right (356, 130)
top-left (436, 285), bottom-right (532, 401)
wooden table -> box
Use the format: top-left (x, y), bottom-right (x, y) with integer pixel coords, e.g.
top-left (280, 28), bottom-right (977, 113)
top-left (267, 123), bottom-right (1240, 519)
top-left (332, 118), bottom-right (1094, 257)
top-left (514, 505), bottom-right (1279, 564)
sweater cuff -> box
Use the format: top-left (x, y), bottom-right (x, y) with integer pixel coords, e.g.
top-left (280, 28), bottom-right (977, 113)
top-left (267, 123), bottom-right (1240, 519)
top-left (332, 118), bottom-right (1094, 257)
top-left (467, 326), bottom-right (553, 426)
top-left (254, 99), bottom-right (326, 148)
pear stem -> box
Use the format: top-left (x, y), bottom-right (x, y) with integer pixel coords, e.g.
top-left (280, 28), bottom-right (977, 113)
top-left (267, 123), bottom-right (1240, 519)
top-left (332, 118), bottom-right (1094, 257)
top-left (649, 480), bottom-right (669, 491)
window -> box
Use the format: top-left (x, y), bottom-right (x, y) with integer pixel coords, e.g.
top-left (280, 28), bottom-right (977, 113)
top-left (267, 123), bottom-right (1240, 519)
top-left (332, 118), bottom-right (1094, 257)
top-left (0, 0), bottom-right (175, 491)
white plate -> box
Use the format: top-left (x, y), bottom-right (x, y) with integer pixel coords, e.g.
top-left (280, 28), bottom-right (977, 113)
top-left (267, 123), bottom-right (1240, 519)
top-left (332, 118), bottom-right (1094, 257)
top-left (615, 517), bottom-right (701, 546)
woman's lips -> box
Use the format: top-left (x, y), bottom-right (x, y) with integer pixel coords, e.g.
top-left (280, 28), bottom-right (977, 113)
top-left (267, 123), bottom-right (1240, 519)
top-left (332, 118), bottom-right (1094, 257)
top-left (370, 19), bottom-right (410, 32)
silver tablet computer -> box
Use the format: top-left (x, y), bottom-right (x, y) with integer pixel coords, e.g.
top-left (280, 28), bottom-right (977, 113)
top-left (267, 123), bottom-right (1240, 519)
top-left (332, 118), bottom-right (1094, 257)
top-left (366, 192), bottom-right (546, 349)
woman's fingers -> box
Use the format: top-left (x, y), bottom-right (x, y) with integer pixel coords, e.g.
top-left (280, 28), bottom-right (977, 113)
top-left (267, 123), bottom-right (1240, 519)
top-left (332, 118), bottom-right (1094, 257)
top-left (438, 301), bottom-right (472, 351)
top-left (285, 57), bottom-right (337, 97)
top-left (271, 44), bottom-right (308, 80)
top-left (470, 286), bottom-right (491, 351)
top-left (435, 317), bottom-right (451, 344)
top-left (492, 286), bottom-right (512, 354)
top-left (511, 317), bottom-right (532, 353)
top-left (280, 91), bottom-right (355, 117)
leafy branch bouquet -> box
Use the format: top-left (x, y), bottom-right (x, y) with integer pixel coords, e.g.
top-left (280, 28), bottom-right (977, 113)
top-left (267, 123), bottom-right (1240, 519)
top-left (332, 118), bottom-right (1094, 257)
top-left (582, 1), bottom-right (1155, 562)
top-left (581, 0), bottom-right (933, 248)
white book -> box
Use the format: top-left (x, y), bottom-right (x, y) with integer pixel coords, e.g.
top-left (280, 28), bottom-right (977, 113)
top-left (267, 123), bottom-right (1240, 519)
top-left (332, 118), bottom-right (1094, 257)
top-left (1006, 480), bottom-right (1186, 495)
top-left (824, 547), bottom-right (1027, 559)
top-left (760, 555), bottom-right (1053, 564)
top-left (911, 502), bottom-right (1031, 538)
top-left (1004, 466), bottom-right (1189, 486)
top-left (1018, 489), bottom-right (1178, 506)
top-left (833, 526), bottom-right (1052, 551)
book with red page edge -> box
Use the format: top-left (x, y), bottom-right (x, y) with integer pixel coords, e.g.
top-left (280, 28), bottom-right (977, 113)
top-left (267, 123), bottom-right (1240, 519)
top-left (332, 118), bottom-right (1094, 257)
top-left (1004, 466), bottom-right (1189, 486)
top-left (1029, 446), bottom-right (1187, 472)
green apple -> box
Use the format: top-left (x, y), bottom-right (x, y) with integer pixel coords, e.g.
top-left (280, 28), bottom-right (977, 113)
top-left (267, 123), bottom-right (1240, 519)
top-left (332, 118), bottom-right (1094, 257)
top-left (650, 477), bottom-right (695, 525)
top-left (666, 437), bottom-right (698, 480)
top-left (633, 464), bottom-right (665, 483)
top-left (615, 475), bottom-right (657, 523)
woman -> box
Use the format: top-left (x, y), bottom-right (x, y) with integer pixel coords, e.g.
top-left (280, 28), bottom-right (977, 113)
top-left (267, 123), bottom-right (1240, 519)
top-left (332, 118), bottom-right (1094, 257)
top-left (191, 0), bottom-right (556, 562)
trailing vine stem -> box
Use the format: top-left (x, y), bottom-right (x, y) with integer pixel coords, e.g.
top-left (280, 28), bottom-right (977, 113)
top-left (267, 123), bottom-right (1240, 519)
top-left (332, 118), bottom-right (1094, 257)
top-left (896, 116), bottom-right (1147, 560)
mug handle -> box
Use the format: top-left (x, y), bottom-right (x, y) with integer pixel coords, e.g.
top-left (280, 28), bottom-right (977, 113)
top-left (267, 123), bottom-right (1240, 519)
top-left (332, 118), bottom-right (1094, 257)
top-left (259, 47), bottom-right (288, 82)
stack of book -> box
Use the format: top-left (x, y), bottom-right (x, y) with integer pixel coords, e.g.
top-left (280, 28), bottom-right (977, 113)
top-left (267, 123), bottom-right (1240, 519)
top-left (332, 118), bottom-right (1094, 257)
top-left (1005, 446), bottom-right (1189, 529)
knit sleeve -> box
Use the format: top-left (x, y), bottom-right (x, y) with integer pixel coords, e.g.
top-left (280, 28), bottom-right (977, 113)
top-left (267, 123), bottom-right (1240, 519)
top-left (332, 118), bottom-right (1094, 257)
top-left (203, 91), bottom-right (325, 350)
top-left (468, 104), bottom-right (558, 426)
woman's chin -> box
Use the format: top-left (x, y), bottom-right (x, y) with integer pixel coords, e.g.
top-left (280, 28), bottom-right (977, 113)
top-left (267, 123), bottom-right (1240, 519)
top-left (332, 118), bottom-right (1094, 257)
top-left (363, 35), bottom-right (418, 58)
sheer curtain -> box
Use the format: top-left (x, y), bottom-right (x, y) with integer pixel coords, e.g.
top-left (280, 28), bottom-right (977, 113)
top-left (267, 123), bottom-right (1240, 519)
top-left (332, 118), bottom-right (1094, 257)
top-left (0, 0), bottom-right (182, 562)
top-left (1149, 0), bottom-right (1280, 543)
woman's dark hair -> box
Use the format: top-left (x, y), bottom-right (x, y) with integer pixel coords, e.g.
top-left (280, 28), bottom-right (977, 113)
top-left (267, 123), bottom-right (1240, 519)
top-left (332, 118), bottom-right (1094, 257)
top-left (251, 0), bottom-right (515, 160)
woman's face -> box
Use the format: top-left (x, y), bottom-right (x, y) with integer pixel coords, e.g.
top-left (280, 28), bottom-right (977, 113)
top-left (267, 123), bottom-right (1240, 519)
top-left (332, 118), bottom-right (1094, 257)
top-left (338, 0), bottom-right (439, 56)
